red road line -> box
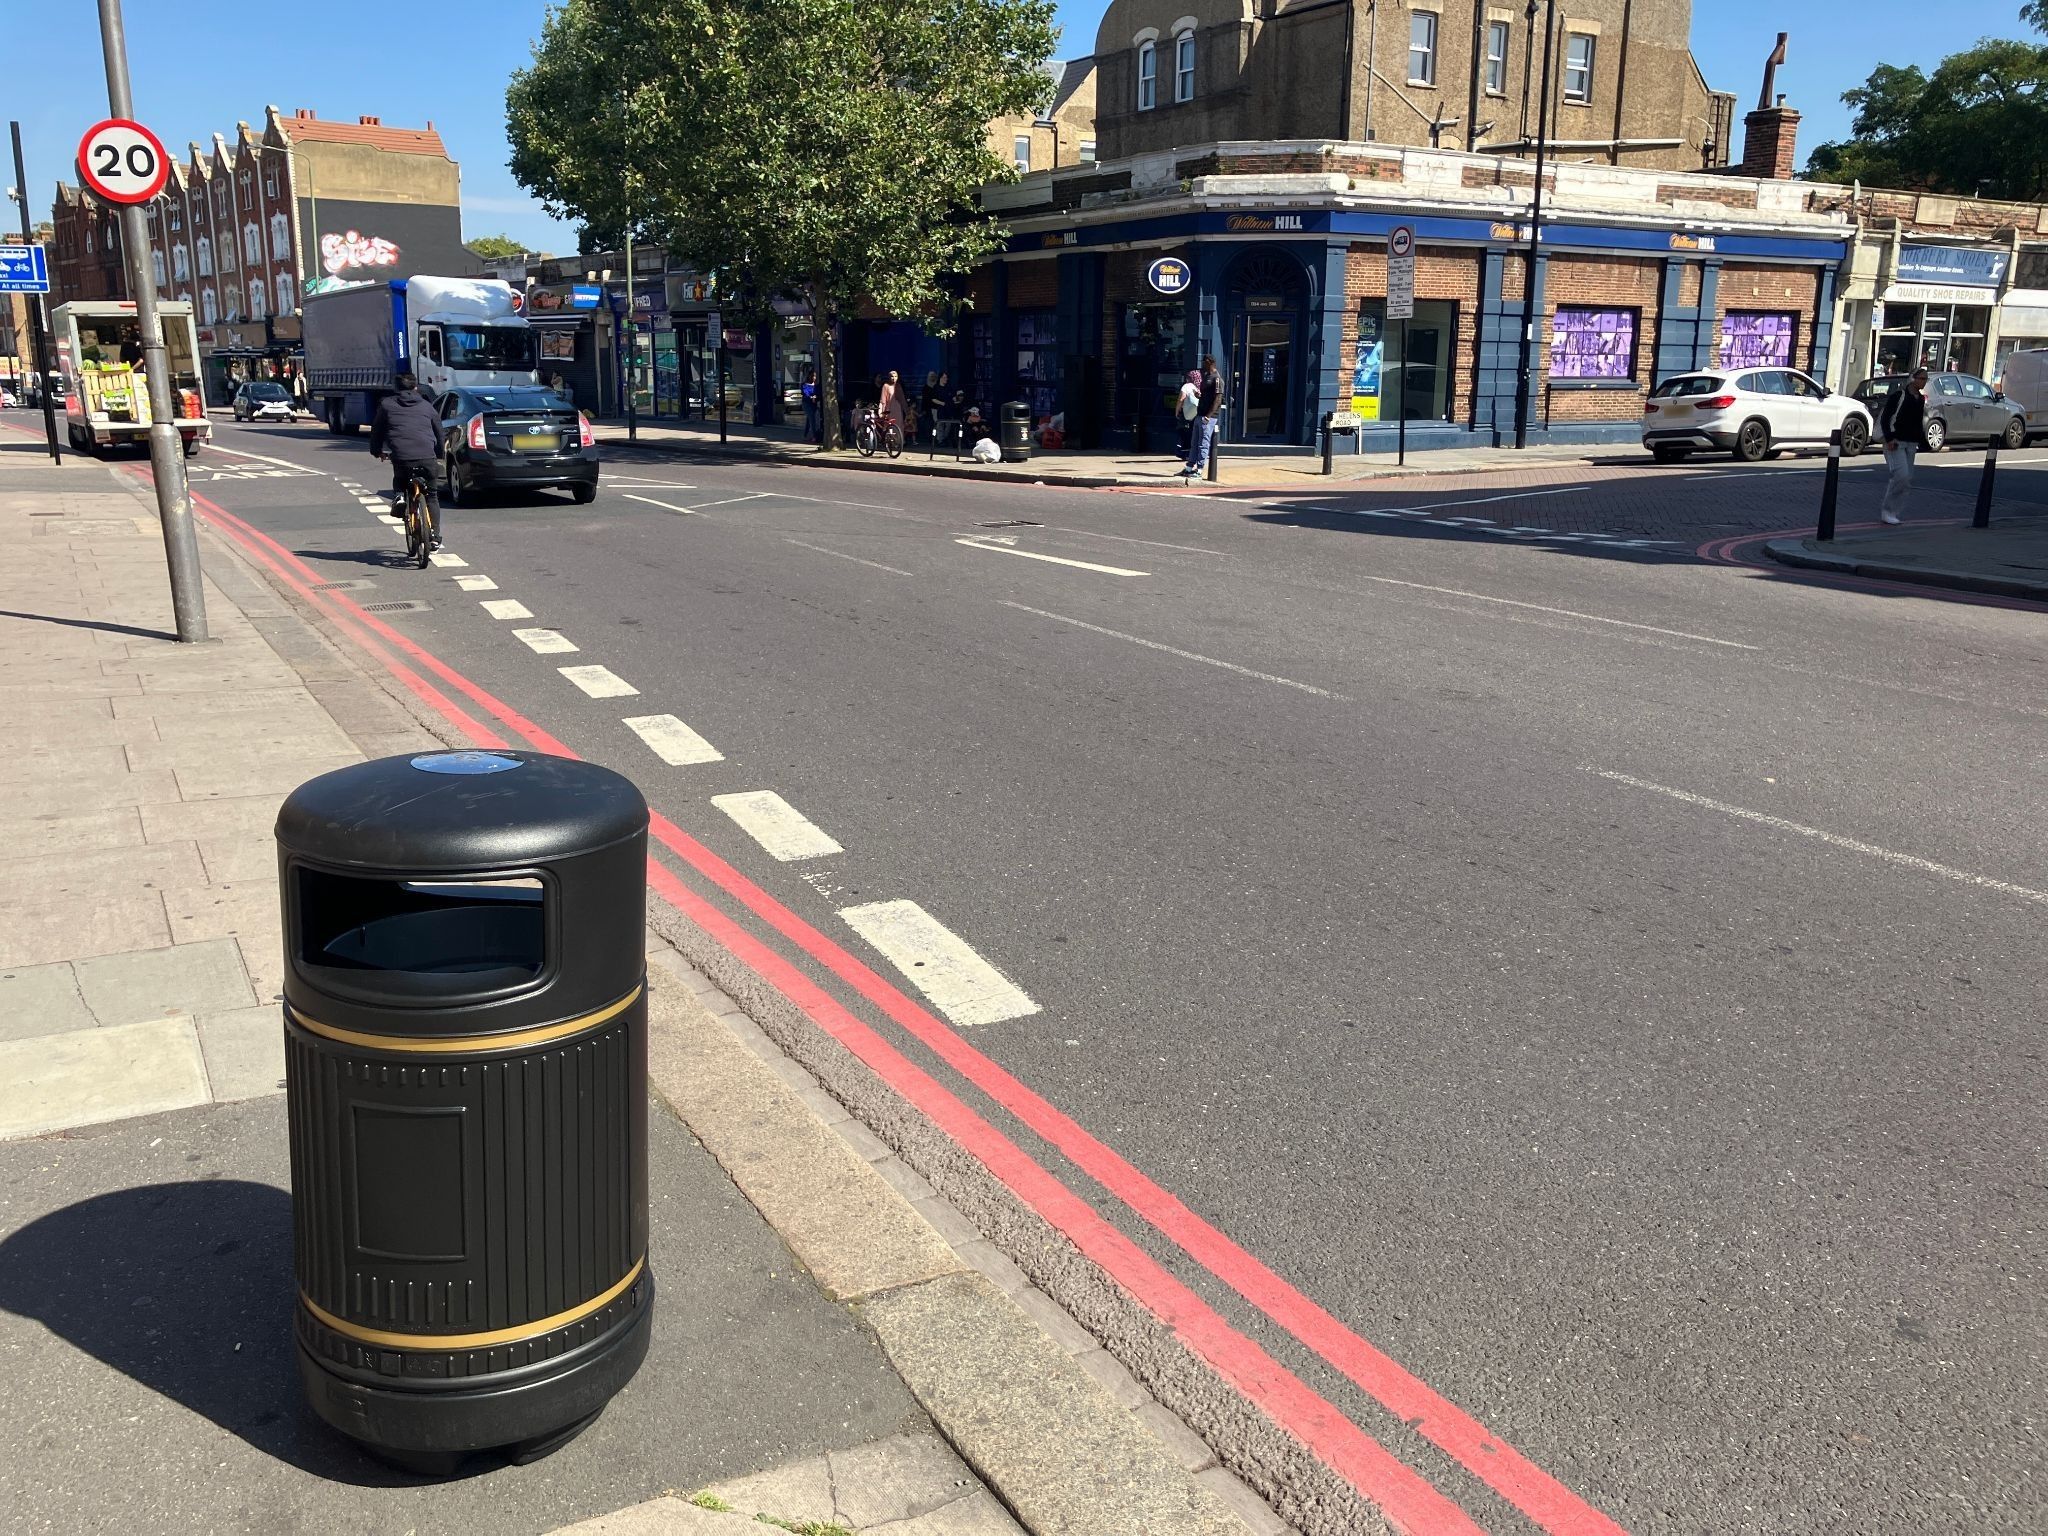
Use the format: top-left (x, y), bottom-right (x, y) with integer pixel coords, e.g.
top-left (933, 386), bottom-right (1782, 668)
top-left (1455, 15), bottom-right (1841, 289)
top-left (179, 483), bottom-right (1486, 1534)
top-left (179, 472), bottom-right (1627, 1535)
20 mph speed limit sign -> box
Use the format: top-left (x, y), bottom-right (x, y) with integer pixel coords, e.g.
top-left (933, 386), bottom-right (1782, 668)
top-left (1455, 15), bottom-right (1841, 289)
top-left (77, 118), bottom-right (171, 205)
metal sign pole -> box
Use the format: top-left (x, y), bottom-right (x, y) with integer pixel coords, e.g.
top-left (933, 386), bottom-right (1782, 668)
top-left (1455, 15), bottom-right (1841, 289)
top-left (1398, 318), bottom-right (1409, 468)
top-left (9, 121), bottom-right (61, 464)
top-left (95, 0), bottom-right (206, 641)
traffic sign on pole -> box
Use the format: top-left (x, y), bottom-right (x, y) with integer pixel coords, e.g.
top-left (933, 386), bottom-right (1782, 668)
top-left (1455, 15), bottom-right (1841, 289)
top-left (76, 116), bottom-right (170, 205)
top-left (0, 244), bottom-right (49, 293)
top-left (1386, 224), bottom-right (1415, 322)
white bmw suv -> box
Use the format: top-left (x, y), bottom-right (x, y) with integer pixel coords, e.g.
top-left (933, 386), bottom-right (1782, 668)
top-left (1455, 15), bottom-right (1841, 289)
top-left (1642, 367), bottom-right (1873, 464)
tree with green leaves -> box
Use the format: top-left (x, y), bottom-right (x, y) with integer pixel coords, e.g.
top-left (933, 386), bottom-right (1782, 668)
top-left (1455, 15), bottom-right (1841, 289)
top-left (1806, 9), bottom-right (2048, 199)
top-left (506, 0), bottom-right (1055, 448)
top-left (465, 233), bottom-right (527, 261)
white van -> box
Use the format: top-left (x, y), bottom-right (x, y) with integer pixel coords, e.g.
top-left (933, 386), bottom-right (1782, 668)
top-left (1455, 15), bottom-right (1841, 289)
top-left (1994, 347), bottom-right (2048, 442)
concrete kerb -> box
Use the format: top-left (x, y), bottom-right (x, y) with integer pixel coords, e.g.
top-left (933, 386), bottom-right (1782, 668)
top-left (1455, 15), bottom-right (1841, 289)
top-left (174, 461), bottom-right (1293, 1536)
top-left (1764, 536), bottom-right (2048, 602)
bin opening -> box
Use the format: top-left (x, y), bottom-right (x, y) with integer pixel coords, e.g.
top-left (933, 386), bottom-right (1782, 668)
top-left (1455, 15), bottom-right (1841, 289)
top-left (297, 867), bottom-right (547, 993)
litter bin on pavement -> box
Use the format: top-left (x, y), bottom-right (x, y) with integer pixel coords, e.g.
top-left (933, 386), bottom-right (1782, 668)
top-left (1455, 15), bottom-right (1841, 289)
top-left (999, 400), bottom-right (1033, 464)
top-left (277, 748), bottom-right (653, 1473)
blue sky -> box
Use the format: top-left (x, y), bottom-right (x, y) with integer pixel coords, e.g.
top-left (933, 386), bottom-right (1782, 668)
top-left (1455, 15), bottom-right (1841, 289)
top-left (12, 2), bottom-right (2036, 257)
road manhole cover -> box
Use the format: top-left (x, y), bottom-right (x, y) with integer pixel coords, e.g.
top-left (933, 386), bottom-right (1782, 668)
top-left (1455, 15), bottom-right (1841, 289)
top-left (360, 599), bottom-right (430, 613)
top-left (311, 579), bottom-right (374, 592)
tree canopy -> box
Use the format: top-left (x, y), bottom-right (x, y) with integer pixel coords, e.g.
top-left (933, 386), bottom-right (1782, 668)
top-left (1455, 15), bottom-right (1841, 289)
top-left (465, 234), bottom-right (526, 261)
top-left (505, 0), bottom-right (1055, 446)
top-left (1806, 10), bottom-right (2048, 198)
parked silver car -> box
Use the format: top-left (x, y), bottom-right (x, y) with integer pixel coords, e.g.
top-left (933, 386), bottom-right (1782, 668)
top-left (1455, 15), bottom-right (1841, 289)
top-left (1850, 372), bottom-right (2026, 451)
top-left (1642, 367), bottom-right (1873, 463)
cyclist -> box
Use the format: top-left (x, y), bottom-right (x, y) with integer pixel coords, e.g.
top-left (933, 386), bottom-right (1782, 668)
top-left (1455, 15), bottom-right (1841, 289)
top-left (369, 371), bottom-right (443, 549)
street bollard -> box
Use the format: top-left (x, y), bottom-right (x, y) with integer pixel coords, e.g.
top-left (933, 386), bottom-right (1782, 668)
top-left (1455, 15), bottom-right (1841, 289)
top-left (1975, 438), bottom-right (1999, 529)
top-left (1817, 428), bottom-right (1841, 542)
top-left (1207, 422), bottom-right (1222, 484)
top-left (278, 749), bottom-right (653, 1474)
top-left (1321, 415), bottom-right (1335, 476)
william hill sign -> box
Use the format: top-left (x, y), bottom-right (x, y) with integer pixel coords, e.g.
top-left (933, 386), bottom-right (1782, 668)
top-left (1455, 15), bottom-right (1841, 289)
top-left (1226, 213), bottom-right (1308, 232)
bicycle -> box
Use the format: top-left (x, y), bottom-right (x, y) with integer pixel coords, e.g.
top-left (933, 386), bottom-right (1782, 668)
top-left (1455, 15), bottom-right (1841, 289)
top-left (398, 464), bottom-right (437, 568)
top-left (852, 407), bottom-right (904, 460)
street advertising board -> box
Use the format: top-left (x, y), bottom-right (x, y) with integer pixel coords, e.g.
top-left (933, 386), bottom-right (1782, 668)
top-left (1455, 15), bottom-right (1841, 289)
top-left (0, 245), bottom-right (49, 294)
top-left (1147, 256), bottom-right (1191, 295)
top-left (1386, 225), bottom-right (1415, 322)
top-left (77, 118), bottom-right (171, 205)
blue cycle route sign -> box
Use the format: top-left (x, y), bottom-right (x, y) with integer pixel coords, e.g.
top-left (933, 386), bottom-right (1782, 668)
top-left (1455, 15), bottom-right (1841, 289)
top-left (0, 245), bottom-right (49, 294)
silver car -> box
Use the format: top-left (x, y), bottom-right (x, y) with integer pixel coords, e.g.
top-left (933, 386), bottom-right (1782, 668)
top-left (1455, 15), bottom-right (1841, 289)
top-left (1642, 367), bottom-right (1873, 463)
top-left (232, 381), bottom-right (297, 423)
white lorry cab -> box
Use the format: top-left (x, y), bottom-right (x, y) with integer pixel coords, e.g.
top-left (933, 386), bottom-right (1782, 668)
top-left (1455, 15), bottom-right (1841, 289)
top-left (303, 275), bottom-right (537, 434)
top-left (50, 299), bottom-right (211, 456)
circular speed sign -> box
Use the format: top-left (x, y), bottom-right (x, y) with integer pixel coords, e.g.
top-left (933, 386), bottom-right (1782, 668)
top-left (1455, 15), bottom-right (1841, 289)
top-left (78, 118), bottom-right (171, 205)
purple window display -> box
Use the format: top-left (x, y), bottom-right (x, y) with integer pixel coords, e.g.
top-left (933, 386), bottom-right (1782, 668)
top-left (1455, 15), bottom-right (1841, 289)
top-left (1718, 311), bottom-right (1796, 370)
top-left (1548, 307), bottom-right (1637, 379)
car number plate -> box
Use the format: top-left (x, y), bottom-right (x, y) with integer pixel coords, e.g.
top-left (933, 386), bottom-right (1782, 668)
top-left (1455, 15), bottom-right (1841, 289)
top-left (512, 431), bottom-right (559, 451)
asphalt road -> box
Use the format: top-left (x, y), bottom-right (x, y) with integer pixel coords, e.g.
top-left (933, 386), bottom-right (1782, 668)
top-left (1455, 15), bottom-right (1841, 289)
top-left (183, 418), bottom-right (2046, 1535)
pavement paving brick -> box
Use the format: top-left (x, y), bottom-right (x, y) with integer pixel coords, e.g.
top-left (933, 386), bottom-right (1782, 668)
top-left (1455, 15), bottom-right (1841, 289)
top-left (545, 1500), bottom-right (764, 1533)
top-left (863, 1270), bottom-right (1252, 1536)
top-left (644, 964), bottom-right (964, 1302)
top-left (138, 794), bottom-right (284, 846)
top-left (160, 880), bottom-right (282, 1001)
top-left (0, 961), bottom-right (96, 1043)
top-left (0, 806), bottom-right (146, 860)
top-left (866, 1491), bottom-right (1028, 1535)
top-left (108, 686), bottom-right (327, 719)
top-left (827, 1431), bottom-right (983, 1528)
top-left (72, 937), bottom-right (256, 1027)
top-left (2, 766), bottom-right (182, 818)
top-left (696, 1456), bottom-right (838, 1525)
top-left (124, 727), bottom-right (360, 771)
top-left (194, 1005), bottom-right (286, 1101)
top-left (0, 887), bottom-right (174, 969)
top-left (170, 752), bottom-right (359, 801)
top-left (0, 1015), bottom-right (210, 1140)
top-left (8, 742), bottom-right (134, 781)
top-left (1134, 1401), bottom-right (1221, 1474)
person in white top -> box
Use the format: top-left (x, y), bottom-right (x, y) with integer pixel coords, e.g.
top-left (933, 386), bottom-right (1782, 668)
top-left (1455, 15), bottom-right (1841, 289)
top-left (1175, 369), bottom-right (1201, 458)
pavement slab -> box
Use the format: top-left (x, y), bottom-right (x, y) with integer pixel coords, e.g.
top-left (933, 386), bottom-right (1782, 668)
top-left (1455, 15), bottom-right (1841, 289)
top-left (0, 961), bottom-right (97, 1043)
top-left (71, 936), bottom-right (256, 1027)
top-left (0, 1016), bottom-right (210, 1140)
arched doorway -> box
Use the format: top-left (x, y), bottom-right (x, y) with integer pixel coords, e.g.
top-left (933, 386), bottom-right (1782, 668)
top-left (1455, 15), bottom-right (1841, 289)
top-left (1223, 249), bottom-right (1312, 444)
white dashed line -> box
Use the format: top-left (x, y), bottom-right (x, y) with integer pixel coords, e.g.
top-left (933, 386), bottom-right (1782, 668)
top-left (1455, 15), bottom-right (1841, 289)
top-left (1593, 770), bottom-right (2048, 905)
top-left (481, 598), bottom-right (533, 620)
top-left (1360, 576), bottom-right (1758, 648)
top-left (838, 899), bottom-right (1039, 1027)
top-left (622, 714), bottom-right (723, 764)
top-left (429, 551), bottom-right (469, 568)
top-left (560, 665), bottom-right (639, 698)
top-left (453, 574), bottom-right (497, 591)
top-left (1002, 601), bottom-right (1345, 698)
top-left (955, 539), bottom-right (1147, 576)
top-left (783, 538), bottom-right (913, 576)
top-left (207, 443), bottom-right (315, 470)
top-left (513, 627), bottom-right (579, 654)
top-left (623, 493), bottom-right (701, 516)
top-left (712, 791), bottom-right (844, 861)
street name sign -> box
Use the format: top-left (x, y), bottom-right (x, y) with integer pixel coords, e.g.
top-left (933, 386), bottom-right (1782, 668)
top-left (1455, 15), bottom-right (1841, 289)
top-left (77, 118), bottom-right (171, 205)
top-left (0, 245), bottom-right (49, 293)
top-left (1387, 224), bottom-right (1415, 321)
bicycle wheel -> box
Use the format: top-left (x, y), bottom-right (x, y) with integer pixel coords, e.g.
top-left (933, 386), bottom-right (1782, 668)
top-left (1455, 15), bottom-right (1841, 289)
top-left (885, 422), bottom-right (903, 459)
top-left (856, 422), bottom-right (876, 458)
top-left (409, 488), bottom-right (432, 568)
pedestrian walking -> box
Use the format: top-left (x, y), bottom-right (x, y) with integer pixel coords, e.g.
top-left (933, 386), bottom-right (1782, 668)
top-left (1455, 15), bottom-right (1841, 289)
top-left (1180, 356), bottom-right (1222, 479)
top-left (878, 369), bottom-right (906, 438)
top-left (801, 367), bottom-right (820, 443)
top-left (919, 371), bottom-right (943, 445)
top-left (1175, 369), bottom-right (1201, 458)
top-left (1877, 367), bottom-right (1930, 525)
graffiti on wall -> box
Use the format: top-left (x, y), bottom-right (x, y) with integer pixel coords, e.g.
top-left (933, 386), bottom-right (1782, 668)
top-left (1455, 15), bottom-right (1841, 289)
top-left (321, 230), bottom-right (401, 278)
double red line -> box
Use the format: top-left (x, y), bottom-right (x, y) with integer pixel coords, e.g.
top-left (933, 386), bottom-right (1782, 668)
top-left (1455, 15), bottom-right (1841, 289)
top-left (181, 478), bottom-right (1625, 1536)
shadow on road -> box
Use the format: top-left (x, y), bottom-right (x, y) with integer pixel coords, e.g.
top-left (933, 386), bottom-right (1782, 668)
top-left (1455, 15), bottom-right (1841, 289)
top-left (0, 1179), bottom-right (424, 1487)
top-left (1241, 504), bottom-right (1706, 564)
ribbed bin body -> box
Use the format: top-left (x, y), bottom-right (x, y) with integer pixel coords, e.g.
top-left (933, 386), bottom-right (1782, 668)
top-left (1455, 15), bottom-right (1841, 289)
top-left (277, 749), bottom-right (652, 1468)
top-left (999, 400), bottom-right (1033, 462)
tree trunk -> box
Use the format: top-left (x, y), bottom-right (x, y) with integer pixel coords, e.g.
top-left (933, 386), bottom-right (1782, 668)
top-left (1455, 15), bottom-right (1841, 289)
top-left (813, 279), bottom-right (842, 452)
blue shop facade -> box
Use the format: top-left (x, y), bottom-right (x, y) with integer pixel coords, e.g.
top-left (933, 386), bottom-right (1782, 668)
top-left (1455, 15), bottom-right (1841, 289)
top-left (952, 200), bottom-right (1852, 452)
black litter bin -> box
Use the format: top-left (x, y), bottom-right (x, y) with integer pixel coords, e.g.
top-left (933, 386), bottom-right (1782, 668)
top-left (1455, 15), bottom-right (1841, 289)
top-left (999, 400), bottom-right (1033, 464)
top-left (277, 749), bottom-right (653, 1473)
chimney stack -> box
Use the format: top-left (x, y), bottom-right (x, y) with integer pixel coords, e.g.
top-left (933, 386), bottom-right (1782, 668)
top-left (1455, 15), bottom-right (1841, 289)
top-left (1741, 97), bottom-right (1801, 179)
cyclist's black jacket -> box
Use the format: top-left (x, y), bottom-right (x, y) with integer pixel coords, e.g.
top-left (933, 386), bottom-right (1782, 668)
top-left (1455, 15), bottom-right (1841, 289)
top-left (370, 387), bottom-right (441, 462)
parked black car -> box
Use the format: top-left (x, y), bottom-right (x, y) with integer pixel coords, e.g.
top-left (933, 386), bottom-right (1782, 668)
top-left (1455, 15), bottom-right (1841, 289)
top-left (1851, 371), bottom-right (2026, 451)
top-left (435, 386), bottom-right (599, 505)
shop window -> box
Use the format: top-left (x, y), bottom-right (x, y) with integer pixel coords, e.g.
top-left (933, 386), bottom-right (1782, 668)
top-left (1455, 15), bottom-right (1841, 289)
top-left (1014, 135), bottom-right (1031, 173)
top-left (1563, 34), bottom-right (1595, 104)
top-left (1485, 20), bottom-right (1510, 95)
top-left (1138, 41), bottom-right (1157, 111)
top-left (1549, 306), bottom-right (1637, 380)
top-left (1719, 311), bottom-right (1796, 371)
top-left (1358, 297), bottom-right (1459, 423)
top-left (1409, 12), bottom-right (1438, 86)
top-left (1013, 309), bottom-right (1060, 421)
top-left (1175, 31), bottom-right (1195, 103)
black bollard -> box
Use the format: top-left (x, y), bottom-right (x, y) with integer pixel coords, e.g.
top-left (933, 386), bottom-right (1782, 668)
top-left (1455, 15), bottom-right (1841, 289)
top-left (1975, 438), bottom-right (1998, 529)
top-left (1817, 428), bottom-right (1841, 542)
top-left (1321, 415), bottom-right (1335, 476)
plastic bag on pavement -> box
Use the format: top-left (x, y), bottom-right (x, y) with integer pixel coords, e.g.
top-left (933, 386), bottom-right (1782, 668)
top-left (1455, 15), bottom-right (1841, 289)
top-left (972, 436), bottom-right (1000, 463)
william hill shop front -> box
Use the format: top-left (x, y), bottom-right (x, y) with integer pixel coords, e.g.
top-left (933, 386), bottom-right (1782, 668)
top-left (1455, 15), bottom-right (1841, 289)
top-left (965, 146), bottom-right (1853, 452)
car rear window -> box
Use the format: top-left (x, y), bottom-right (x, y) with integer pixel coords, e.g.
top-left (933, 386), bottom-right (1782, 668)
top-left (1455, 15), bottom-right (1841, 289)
top-left (1651, 376), bottom-right (1726, 398)
top-left (471, 389), bottom-right (571, 412)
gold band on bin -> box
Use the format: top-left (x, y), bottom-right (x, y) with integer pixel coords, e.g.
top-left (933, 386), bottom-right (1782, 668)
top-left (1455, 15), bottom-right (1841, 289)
top-left (286, 983), bottom-right (642, 1055)
top-left (302, 1256), bottom-right (646, 1351)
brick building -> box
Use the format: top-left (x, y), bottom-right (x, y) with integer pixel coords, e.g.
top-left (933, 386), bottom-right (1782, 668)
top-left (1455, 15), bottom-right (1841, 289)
top-left (1090, 0), bottom-right (1737, 172)
top-left (988, 58), bottom-right (1100, 174)
top-left (52, 105), bottom-right (471, 400)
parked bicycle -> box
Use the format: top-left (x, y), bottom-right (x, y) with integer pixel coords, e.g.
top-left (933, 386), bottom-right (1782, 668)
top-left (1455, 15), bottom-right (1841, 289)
top-left (854, 406), bottom-right (904, 459)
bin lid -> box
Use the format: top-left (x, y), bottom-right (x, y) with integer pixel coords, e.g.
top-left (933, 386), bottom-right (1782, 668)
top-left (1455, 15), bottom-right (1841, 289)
top-left (276, 750), bottom-right (647, 872)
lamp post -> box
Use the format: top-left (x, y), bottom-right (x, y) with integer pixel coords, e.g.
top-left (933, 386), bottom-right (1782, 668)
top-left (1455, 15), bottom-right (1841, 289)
top-left (1511, 0), bottom-right (1557, 451)
top-left (8, 123), bottom-right (62, 464)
